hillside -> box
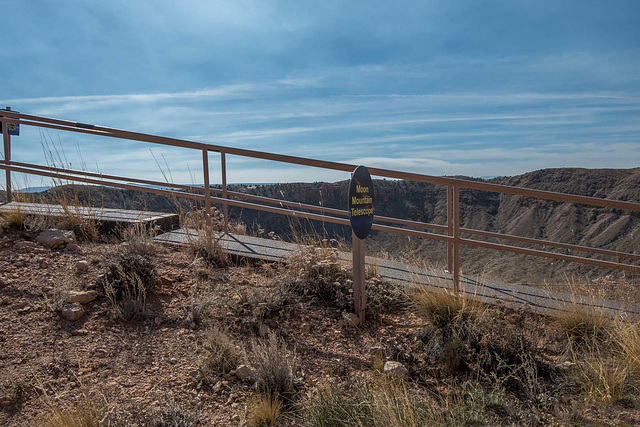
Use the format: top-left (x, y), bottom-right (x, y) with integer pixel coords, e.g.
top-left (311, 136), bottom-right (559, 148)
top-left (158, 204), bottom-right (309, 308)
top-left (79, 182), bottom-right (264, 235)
top-left (14, 167), bottom-right (640, 283)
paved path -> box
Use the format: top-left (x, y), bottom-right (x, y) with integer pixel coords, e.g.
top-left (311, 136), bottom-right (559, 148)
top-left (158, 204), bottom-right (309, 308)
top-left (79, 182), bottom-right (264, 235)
top-left (155, 228), bottom-right (639, 319)
top-left (0, 202), bottom-right (179, 231)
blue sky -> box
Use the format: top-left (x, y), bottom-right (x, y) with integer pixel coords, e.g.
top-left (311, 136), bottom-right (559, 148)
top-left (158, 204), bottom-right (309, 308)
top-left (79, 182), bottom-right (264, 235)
top-left (2, 0), bottom-right (640, 186)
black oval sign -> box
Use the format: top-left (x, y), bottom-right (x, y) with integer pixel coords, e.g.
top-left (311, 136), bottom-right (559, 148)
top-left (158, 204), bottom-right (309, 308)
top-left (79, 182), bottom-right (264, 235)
top-left (349, 165), bottom-right (374, 239)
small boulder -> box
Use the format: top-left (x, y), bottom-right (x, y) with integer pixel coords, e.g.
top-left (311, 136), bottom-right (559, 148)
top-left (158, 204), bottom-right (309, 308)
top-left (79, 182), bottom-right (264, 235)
top-left (383, 361), bottom-right (409, 379)
top-left (75, 260), bottom-right (90, 272)
top-left (66, 290), bottom-right (96, 304)
top-left (369, 346), bottom-right (384, 364)
top-left (345, 313), bottom-right (360, 327)
top-left (61, 303), bottom-right (85, 321)
top-left (234, 364), bottom-right (254, 381)
top-left (258, 323), bottom-right (270, 337)
top-left (66, 242), bottom-right (80, 252)
top-left (36, 229), bottom-right (76, 250)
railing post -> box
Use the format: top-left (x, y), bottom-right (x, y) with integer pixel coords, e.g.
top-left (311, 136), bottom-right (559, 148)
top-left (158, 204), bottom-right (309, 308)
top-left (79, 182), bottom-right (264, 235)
top-left (2, 108), bottom-right (12, 203)
top-left (453, 185), bottom-right (460, 294)
top-left (447, 184), bottom-right (453, 273)
top-left (202, 149), bottom-right (211, 233)
top-left (221, 151), bottom-right (229, 235)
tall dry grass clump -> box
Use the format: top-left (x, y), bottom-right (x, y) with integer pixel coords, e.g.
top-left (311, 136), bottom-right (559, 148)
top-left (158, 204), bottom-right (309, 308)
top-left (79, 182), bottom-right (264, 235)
top-left (101, 252), bottom-right (156, 320)
top-left (613, 320), bottom-right (640, 378)
top-left (246, 394), bottom-right (283, 427)
top-left (182, 208), bottom-right (229, 268)
top-left (199, 328), bottom-right (241, 381)
top-left (408, 286), bottom-right (486, 329)
top-left (555, 300), bottom-right (611, 344)
top-left (249, 335), bottom-right (296, 402)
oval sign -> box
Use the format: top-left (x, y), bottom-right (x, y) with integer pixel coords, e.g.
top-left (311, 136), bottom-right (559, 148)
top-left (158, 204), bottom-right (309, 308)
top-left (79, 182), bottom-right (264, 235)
top-left (349, 165), bottom-right (374, 239)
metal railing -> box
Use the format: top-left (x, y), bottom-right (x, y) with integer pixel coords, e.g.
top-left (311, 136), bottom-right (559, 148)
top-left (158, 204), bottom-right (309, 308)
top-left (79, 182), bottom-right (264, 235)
top-left (1, 110), bottom-right (639, 293)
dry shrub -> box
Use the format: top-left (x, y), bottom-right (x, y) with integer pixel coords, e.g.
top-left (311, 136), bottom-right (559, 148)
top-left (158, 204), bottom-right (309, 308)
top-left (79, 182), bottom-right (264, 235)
top-left (102, 253), bottom-right (156, 319)
top-left (247, 394), bottom-right (283, 427)
top-left (250, 335), bottom-right (296, 402)
top-left (57, 213), bottom-right (99, 242)
top-left (199, 328), bottom-right (241, 381)
top-left (285, 244), bottom-right (351, 308)
top-left (183, 209), bottom-right (229, 268)
top-left (122, 222), bottom-right (159, 256)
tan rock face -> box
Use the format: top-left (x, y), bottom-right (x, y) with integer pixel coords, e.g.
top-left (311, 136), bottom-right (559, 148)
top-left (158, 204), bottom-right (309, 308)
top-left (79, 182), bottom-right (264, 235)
top-left (61, 303), bottom-right (85, 321)
top-left (66, 290), bottom-right (97, 304)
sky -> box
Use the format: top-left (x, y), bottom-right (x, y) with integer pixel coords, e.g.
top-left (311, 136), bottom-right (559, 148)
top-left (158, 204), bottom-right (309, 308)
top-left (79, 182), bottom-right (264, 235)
top-left (2, 0), bottom-right (640, 187)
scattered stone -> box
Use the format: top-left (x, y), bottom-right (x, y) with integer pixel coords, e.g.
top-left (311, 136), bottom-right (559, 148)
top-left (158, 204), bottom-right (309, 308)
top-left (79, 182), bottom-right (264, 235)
top-left (66, 290), bottom-right (97, 304)
top-left (13, 241), bottom-right (38, 251)
top-left (0, 219), bottom-right (9, 230)
top-left (144, 355), bottom-right (154, 365)
top-left (258, 323), bottom-right (270, 337)
top-left (169, 358), bottom-right (178, 365)
top-left (36, 229), bottom-right (76, 249)
top-left (383, 361), bottom-right (409, 379)
top-left (66, 242), bottom-right (80, 252)
top-left (154, 317), bottom-right (162, 326)
top-left (75, 260), bottom-right (90, 272)
top-left (234, 365), bottom-right (254, 381)
top-left (0, 278), bottom-right (5, 288)
top-left (345, 313), bottom-right (360, 327)
top-left (61, 303), bottom-right (85, 321)
top-left (17, 305), bottom-right (32, 315)
top-left (301, 323), bottom-right (311, 334)
top-left (72, 329), bottom-right (89, 336)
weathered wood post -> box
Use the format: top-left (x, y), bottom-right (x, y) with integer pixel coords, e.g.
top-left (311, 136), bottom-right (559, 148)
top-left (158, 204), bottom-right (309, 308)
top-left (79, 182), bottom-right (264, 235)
top-left (1, 107), bottom-right (14, 203)
top-left (349, 165), bottom-right (374, 324)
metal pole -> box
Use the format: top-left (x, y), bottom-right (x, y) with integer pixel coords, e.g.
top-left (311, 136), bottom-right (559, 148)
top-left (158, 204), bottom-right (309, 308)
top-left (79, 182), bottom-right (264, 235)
top-left (221, 151), bottom-right (229, 235)
top-left (453, 185), bottom-right (460, 294)
top-left (202, 149), bottom-right (211, 234)
top-left (2, 107), bottom-right (12, 203)
top-left (447, 184), bottom-right (453, 273)
top-left (352, 231), bottom-right (366, 324)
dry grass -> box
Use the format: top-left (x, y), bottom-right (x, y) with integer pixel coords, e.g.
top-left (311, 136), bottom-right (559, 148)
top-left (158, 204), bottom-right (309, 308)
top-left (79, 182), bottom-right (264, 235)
top-left (102, 253), bottom-right (156, 320)
top-left (1, 208), bottom-right (25, 229)
top-left (250, 335), bottom-right (296, 401)
top-left (45, 403), bottom-right (99, 427)
top-left (183, 208), bottom-right (229, 268)
top-left (121, 222), bottom-right (159, 256)
top-left (613, 320), bottom-right (640, 377)
top-left (408, 286), bottom-right (486, 329)
top-left (555, 300), bottom-right (611, 344)
top-left (575, 346), bottom-right (631, 406)
top-left (247, 394), bottom-right (283, 427)
top-left (199, 328), bottom-right (241, 380)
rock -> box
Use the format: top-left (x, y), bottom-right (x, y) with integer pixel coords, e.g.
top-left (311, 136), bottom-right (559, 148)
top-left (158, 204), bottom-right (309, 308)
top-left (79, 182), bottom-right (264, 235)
top-left (66, 242), bottom-right (80, 252)
top-left (169, 358), bottom-right (178, 365)
top-left (66, 290), bottom-right (96, 304)
top-left (61, 303), bottom-right (85, 321)
top-left (36, 229), bottom-right (76, 249)
top-left (258, 323), bottom-right (270, 337)
top-left (301, 323), bottom-right (311, 334)
top-left (369, 346), bottom-right (384, 362)
top-left (72, 329), bottom-right (89, 336)
top-left (383, 361), bottom-right (409, 379)
top-left (75, 260), bottom-right (90, 272)
top-left (13, 241), bottom-right (38, 251)
top-left (0, 219), bottom-right (9, 230)
top-left (144, 355), bottom-right (154, 365)
top-left (154, 317), bottom-right (162, 326)
top-left (345, 313), bottom-right (360, 327)
top-left (234, 365), bottom-right (254, 381)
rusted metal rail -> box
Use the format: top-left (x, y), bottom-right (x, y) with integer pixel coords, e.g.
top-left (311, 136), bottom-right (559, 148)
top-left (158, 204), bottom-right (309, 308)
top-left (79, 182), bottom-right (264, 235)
top-left (1, 110), bottom-right (639, 291)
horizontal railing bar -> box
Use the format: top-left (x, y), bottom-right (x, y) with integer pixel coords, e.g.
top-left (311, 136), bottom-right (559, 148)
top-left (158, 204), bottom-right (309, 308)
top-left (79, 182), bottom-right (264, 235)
top-left (0, 160), bottom-right (200, 193)
top-left (0, 163), bottom-right (205, 203)
top-left (459, 236), bottom-right (640, 273)
top-left (4, 113), bottom-right (639, 212)
top-left (461, 227), bottom-right (640, 261)
top-left (223, 189), bottom-right (449, 232)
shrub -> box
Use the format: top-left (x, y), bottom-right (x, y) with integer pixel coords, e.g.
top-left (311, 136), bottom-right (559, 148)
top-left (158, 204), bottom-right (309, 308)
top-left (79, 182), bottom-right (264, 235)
top-left (102, 253), bottom-right (156, 319)
top-left (250, 335), bottom-right (296, 401)
top-left (199, 328), bottom-right (241, 381)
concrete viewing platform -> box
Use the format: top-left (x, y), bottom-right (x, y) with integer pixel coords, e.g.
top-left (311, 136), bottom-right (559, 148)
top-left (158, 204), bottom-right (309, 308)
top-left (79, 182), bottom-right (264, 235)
top-left (155, 228), bottom-right (639, 319)
top-left (0, 202), bottom-right (179, 231)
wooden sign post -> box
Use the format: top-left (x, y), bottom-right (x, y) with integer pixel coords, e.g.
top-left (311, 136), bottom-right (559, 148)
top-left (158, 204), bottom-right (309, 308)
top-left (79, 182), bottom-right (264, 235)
top-left (348, 166), bottom-right (374, 324)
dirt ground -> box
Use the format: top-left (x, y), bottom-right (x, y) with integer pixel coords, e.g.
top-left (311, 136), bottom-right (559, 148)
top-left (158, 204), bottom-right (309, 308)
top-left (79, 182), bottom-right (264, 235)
top-left (1, 223), bottom-right (639, 426)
